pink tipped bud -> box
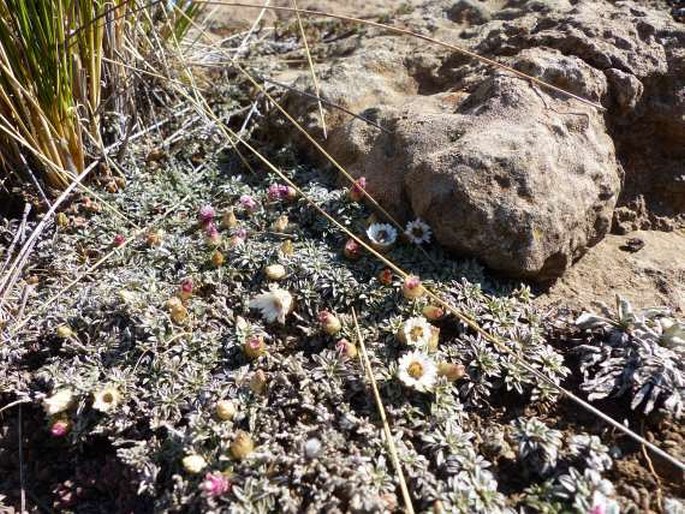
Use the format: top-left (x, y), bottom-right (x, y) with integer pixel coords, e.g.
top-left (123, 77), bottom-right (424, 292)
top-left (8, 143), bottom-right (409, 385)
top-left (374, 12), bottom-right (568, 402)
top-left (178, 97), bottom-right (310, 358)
top-left (402, 275), bottom-right (424, 300)
top-left (239, 195), bottom-right (257, 211)
top-left (335, 339), bottom-right (358, 360)
top-left (343, 239), bottom-right (361, 260)
top-left (267, 184), bottom-right (289, 201)
top-left (243, 336), bottom-right (266, 360)
top-left (204, 223), bottom-right (221, 246)
top-left (198, 204), bottom-right (215, 224)
top-left (378, 268), bottom-right (393, 285)
top-left (179, 278), bottom-right (193, 300)
top-left (50, 419), bottom-right (71, 438)
top-left (318, 311), bottom-right (342, 335)
top-left (201, 472), bottom-right (231, 497)
top-left (113, 234), bottom-right (125, 247)
top-left (348, 177), bottom-right (367, 202)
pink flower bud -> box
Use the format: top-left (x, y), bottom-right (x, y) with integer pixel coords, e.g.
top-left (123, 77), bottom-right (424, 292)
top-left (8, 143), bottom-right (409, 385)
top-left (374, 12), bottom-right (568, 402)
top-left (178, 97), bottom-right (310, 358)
top-left (343, 238), bottom-right (361, 260)
top-left (348, 177), bottom-right (367, 202)
top-left (201, 472), bottom-right (231, 497)
top-left (239, 195), bottom-right (257, 211)
top-left (113, 234), bottom-right (125, 247)
top-left (50, 419), bottom-right (71, 437)
top-left (198, 204), bottom-right (215, 224)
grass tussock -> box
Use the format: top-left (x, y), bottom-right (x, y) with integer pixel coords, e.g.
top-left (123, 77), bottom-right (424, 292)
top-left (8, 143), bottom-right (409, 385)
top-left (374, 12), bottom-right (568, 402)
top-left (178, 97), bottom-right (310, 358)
top-left (0, 0), bottom-right (203, 194)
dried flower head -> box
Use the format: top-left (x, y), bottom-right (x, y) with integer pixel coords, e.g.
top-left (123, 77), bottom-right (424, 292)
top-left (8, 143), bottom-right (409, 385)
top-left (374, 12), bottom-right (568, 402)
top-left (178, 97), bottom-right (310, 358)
top-left (56, 211), bottom-right (69, 228)
top-left (249, 288), bottom-right (293, 324)
top-left (198, 204), bottom-right (215, 224)
top-left (319, 310), bottom-right (342, 335)
top-left (230, 431), bottom-right (255, 460)
top-left (221, 209), bottom-right (238, 229)
top-left (43, 389), bottom-right (75, 416)
top-left (243, 335), bottom-right (266, 360)
top-left (348, 176), bottom-right (367, 202)
top-left (56, 324), bottom-right (74, 339)
top-left (405, 218), bottom-right (432, 245)
top-left (398, 351), bottom-right (437, 392)
top-left (366, 223), bottom-right (397, 251)
top-left (216, 400), bottom-right (237, 421)
top-left (402, 275), bottom-right (425, 300)
top-left (145, 229), bottom-right (162, 247)
top-left (398, 317), bottom-right (433, 349)
top-left (378, 268), bottom-right (394, 285)
top-left (280, 239), bottom-right (294, 256)
top-left (211, 249), bottom-right (225, 267)
top-left (182, 454), bottom-right (207, 474)
top-left (166, 297), bottom-right (188, 323)
top-left (249, 370), bottom-right (267, 395)
top-left (264, 264), bottom-right (286, 281)
top-left (201, 472), bottom-right (231, 497)
top-left (271, 215), bottom-right (289, 233)
top-left (92, 386), bottom-right (121, 413)
top-left (438, 362), bottom-right (466, 382)
top-left (343, 238), bottom-right (362, 260)
top-left (428, 325), bottom-right (440, 351)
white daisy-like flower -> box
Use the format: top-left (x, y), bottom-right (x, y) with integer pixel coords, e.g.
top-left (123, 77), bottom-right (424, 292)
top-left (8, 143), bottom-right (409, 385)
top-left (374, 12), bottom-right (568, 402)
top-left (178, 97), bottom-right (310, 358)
top-left (405, 218), bottom-right (432, 245)
top-left (398, 317), bottom-right (433, 349)
top-left (92, 386), bottom-right (122, 413)
top-left (43, 388), bottom-right (75, 416)
top-left (249, 288), bottom-right (293, 324)
top-left (397, 351), bottom-right (437, 392)
top-left (366, 223), bottom-right (397, 250)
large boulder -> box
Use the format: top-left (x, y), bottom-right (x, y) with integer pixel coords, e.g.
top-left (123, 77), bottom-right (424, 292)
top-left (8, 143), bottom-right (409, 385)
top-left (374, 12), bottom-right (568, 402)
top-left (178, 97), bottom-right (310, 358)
top-left (279, 0), bottom-right (685, 280)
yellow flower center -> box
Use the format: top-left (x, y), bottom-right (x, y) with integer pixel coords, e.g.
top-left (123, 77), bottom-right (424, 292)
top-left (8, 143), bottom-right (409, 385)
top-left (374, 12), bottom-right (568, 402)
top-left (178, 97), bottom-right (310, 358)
top-left (409, 326), bottom-right (425, 341)
top-left (103, 392), bottom-right (114, 403)
top-left (407, 361), bottom-right (424, 379)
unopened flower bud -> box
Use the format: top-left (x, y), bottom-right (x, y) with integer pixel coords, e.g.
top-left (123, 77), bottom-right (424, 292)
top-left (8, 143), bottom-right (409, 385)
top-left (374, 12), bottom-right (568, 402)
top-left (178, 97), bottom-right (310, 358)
top-left (243, 335), bottom-right (266, 360)
top-left (182, 454), bottom-right (207, 474)
top-left (348, 176), bottom-right (367, 202)
top-left (113, 234), bottom-right (126, 247)
top-left (216, 400), bottom-right (237, 421)
top-left (264, 264), bottom-right (286, 281)
top-left (211, 250), bottom-right (225, 267)
top-left (179, 278), bottom-right (193, 301)
top-left (230, 431), bottom-right (254, 460)
top-left (56, 212), bottom-right (69, 228)
top-left (221, 209), bottom-right (238, 229)
top-left (271, 215), bottom-right (289, 233)
top-left (422, 304), bottom-right (445, 321)
top-left (428, 326), bottom-right (440, 351)
top-left (335, 339), bottom-right (358, 360)
top-left (50, 419), bottom-right (71, 438)
top-left (204, 223), bottom-right (221, 246)
top-left (280, 240), bottom-right (294, 256)
top-left (249, 370), bottom-right (267, 395)
top-left (438, 362), bottom-right (466, 382)
top-left (198, 204), bottom-right (215, 224)
top-left (318, 311), bottom-right (342, 335)
top-left (201, 472), bottom-right (231, 497)
top-left (343, 238), bottom-right (361, 260)
top-left (378, 268), bottom-right (393, 285)
top-left (145, 230), bottom-right (162, 247)
top-left (402, 275), bottom-right (424, 300)
top-left (56, 324), bottom-right (74, 339)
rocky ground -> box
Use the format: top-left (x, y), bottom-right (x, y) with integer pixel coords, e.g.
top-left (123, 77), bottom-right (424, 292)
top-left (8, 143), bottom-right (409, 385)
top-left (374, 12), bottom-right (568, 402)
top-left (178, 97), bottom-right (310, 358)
top-left (0, 1), bottom-right (683, 513)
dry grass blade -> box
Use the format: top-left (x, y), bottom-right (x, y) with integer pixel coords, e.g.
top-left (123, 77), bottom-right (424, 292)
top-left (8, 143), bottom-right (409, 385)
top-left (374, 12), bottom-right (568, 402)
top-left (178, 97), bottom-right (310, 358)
top-left (292, 0), bottom-right (327, 139)
top-left (352, 307), bottom-right (415, 514)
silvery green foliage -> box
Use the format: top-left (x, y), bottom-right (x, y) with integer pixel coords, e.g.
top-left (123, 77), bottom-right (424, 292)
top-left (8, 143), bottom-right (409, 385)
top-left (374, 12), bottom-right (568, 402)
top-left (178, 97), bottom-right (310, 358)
top-left (575, 296), bottom-right (684, 417)
top-left (444, 469), bottom-right (510, 514)
top-left (567, 434), bottom-right (612, 473)
top-left (512, 417), bottom-right (563, 475)
top-left (444, 284), bottom-right (570, 407)
top-left (554, 467), bottom-right (619, 514)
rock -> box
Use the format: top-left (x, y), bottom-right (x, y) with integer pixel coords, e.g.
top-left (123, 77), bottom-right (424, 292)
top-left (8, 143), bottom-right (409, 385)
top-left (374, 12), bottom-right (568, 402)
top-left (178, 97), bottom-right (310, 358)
top-left (539, 230), bottom-right (685, 313)
top-left (279, 0), bottom-right (685, 279)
